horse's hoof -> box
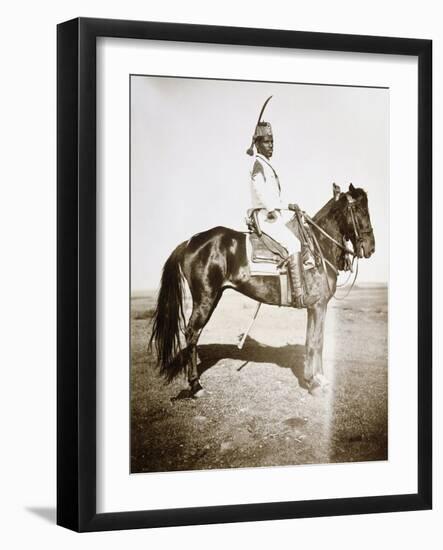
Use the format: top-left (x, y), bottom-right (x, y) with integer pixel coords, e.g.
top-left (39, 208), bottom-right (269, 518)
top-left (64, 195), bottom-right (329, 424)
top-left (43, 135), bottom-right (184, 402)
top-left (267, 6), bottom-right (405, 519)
top-left (190, 380), bottom-right (205, 398)
top-left (309, 385), bottom-right (322, 397)
top-left (305, 379), bottom-right (322, 396)
top-left (315, 374), bottom-right (330, 387)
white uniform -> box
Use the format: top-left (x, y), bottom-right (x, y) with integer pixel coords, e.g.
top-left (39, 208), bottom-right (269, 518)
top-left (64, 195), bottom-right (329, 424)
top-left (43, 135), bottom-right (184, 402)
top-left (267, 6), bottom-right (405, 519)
top-left (250, 153), bottom-right (300, 254)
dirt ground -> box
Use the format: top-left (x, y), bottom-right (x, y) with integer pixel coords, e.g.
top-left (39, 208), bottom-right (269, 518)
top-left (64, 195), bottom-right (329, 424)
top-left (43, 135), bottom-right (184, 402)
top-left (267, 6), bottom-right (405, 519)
top-left (131, 285), bottom-right (388, 473)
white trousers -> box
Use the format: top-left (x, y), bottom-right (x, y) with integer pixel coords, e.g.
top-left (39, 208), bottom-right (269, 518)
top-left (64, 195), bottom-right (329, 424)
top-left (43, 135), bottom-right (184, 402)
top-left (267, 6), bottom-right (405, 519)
top-left (257, 209), bottom-right (300, 254)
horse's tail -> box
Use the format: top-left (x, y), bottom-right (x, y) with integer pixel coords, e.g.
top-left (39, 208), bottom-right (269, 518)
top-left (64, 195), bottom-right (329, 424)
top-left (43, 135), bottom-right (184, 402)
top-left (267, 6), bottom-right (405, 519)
top-left (149, 241), bottom-right (191, 382)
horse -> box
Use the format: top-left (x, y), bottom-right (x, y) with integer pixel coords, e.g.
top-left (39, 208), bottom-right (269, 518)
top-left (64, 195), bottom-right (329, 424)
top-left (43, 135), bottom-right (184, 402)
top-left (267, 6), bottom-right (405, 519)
top-left (149, 183), bottom-right (375, 396)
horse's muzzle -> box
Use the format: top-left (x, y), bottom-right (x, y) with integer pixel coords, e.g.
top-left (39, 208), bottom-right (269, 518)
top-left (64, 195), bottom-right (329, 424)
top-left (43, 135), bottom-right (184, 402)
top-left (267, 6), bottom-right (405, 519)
top-left (360, 237), bottom-right (375, 258)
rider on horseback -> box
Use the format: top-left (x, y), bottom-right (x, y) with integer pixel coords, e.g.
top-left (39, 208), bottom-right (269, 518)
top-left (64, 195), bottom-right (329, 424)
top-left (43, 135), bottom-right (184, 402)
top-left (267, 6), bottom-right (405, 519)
top-left (247, 102), bottom-right (320, 308)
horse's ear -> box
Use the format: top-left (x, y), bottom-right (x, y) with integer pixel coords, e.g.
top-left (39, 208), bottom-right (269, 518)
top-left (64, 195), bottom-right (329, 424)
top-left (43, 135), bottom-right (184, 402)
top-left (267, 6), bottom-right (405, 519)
top-left (348, 183), bottom-right (356, 194)
top-left (333, 183), bottom-right (341, 201)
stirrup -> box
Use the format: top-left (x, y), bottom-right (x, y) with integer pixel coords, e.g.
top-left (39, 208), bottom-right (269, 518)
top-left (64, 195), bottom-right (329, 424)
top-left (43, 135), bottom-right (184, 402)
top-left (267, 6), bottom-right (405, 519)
top-left (294, 290), bottom-right (319, 308)
top-left (303, 293), bottom-right (321, 307)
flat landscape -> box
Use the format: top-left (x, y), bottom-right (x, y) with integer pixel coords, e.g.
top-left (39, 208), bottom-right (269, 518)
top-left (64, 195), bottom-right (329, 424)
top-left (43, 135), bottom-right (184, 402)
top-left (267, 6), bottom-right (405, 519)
top-left (131, 285), bottom-right (388, 473)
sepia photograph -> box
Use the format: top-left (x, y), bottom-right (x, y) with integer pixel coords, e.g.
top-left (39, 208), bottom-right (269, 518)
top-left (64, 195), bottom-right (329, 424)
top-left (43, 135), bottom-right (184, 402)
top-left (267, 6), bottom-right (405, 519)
top-left (130, 75), bottom-right (388, 474)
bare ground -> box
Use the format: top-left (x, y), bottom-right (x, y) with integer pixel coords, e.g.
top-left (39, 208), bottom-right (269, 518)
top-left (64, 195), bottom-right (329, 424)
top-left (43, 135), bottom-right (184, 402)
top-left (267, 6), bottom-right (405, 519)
top-left (131, 285), bottom-right (388, 473)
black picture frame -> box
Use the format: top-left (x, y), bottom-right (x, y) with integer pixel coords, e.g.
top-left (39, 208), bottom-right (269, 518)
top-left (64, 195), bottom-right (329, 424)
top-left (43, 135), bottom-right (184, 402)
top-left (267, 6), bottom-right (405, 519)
top-left (57, 17), bottom-right (432, 532)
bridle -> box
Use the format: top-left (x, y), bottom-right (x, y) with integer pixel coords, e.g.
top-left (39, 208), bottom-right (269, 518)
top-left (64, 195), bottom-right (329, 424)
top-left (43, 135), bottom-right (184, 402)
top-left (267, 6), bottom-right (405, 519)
top-left (303, 193), bottom-right (373, 300)
top-left (345, 195), bottom-right (374, 256)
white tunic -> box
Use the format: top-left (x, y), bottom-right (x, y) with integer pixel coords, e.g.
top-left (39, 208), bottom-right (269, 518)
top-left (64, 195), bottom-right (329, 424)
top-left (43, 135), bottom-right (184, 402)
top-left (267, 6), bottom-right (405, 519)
top-left (250, 153), bottom-right (284, 211)
top-left (249, 154), bottom-right (300, 254)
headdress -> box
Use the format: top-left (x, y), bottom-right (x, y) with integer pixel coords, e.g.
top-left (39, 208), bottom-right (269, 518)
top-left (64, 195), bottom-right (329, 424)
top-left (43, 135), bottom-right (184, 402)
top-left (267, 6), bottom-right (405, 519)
top-left (253, 121), bottom-right (273, 139)
top-left (246, 96), bottom-right (273, 156)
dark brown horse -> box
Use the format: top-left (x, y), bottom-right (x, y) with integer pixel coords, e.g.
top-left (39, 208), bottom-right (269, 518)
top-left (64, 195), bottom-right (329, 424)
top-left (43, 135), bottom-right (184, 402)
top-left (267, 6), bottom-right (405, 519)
top-left (149, 183), bottom-right (375, 396)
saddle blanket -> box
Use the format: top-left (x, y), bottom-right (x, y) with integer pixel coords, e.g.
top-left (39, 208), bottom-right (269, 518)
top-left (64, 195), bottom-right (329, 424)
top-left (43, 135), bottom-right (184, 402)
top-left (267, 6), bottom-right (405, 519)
top-left (245, 232), bottom-right (286, 274)
top-left (245, 233), bottom-right (293, 306)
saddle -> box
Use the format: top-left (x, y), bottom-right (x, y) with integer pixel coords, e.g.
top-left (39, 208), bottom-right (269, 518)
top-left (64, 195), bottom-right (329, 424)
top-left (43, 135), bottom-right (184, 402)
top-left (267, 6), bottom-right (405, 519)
top-left (245, 208), bottom-right (318, 307)
top-left (248, 232), bottom-right (288, 264)
top-left (246, 209), bottom-right (288, 264)
top-left (245, 210), bottom-right (290, 306)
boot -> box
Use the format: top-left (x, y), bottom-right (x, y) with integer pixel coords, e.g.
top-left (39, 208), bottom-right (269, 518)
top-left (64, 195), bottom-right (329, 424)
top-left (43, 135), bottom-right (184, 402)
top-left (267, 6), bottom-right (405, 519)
top-left (288, 253), bottom-right (304, 308)
top-left (288, 253), bottom-right (320, 308)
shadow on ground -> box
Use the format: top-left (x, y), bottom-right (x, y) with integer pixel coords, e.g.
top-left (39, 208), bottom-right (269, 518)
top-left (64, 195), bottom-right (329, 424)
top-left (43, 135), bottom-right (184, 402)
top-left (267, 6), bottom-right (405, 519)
top-left (131, 287), bottom-right (388, 473)
top-left (197, 336), bottom-right (306, 381)
top-left (170, 337), bottom-right (307, 399)
top-left (26, 507), bottom-right (56, 524)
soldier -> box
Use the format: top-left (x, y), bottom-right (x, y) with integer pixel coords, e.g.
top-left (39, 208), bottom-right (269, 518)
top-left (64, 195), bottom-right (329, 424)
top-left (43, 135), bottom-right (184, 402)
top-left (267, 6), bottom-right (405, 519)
top-left (248, 111), bottom-right (319, 308)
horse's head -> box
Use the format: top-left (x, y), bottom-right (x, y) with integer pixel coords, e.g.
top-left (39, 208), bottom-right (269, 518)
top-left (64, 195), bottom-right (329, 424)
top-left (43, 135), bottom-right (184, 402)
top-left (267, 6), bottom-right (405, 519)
top-left (335, 183), bottom-right (375, 259)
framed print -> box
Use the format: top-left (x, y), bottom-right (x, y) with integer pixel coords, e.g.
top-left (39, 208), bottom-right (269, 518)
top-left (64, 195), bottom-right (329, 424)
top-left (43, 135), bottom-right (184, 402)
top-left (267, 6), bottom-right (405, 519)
top-left (57, 17), bottom-right (432, 532)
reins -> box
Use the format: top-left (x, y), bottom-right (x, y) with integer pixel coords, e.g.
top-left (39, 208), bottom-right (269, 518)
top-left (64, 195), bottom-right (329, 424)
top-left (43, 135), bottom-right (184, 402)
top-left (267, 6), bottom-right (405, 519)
top-left (326, 256), bottom-right (359, 300)
top-left (307, 221), bottom-right (355, 299)
top-left (303, 204), bottom-right (362, 300)
top-left (303, 213), bottom-right (357, 257)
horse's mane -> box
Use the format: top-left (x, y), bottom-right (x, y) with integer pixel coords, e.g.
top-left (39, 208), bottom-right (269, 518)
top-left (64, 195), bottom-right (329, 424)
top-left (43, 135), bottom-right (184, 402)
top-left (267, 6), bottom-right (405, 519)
top-left (313, 187), bottom-right (368, 224)
top-left (313, 197), bottom-right (336, 223)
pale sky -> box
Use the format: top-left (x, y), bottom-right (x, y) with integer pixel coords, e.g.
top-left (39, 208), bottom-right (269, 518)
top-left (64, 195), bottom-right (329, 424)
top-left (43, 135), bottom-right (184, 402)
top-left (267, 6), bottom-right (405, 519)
top-left (131, 75), bottom-right (389, 290)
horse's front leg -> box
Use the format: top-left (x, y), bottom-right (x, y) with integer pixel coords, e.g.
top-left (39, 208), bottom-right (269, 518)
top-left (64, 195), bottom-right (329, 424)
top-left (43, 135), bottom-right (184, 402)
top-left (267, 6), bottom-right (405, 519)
top-left (304, 302), bottom-right (328, 394)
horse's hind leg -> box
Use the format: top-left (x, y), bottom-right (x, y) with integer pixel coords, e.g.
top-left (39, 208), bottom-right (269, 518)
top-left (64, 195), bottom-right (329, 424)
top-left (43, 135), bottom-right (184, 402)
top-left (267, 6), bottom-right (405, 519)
top-left (185, 291), bottom-right (222, 396)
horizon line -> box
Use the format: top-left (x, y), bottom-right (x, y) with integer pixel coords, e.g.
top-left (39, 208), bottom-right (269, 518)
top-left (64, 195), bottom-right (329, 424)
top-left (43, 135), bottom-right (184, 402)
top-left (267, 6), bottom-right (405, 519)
top-left (131, 281), bottom-right (388, 296)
